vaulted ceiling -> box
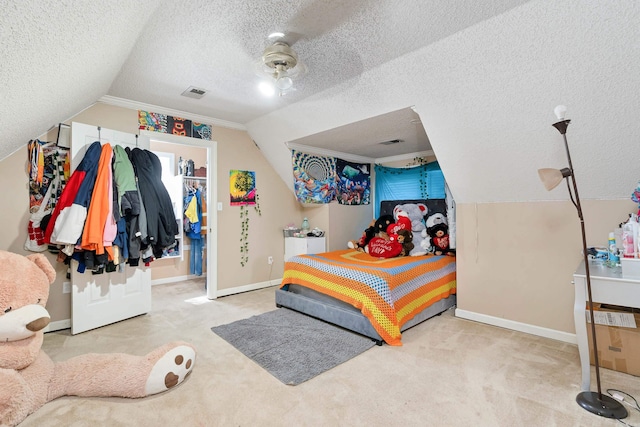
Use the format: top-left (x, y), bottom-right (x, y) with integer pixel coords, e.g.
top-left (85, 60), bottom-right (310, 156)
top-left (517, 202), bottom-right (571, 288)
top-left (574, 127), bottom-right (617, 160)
top-left (2, 1), bottom-right (640, 204)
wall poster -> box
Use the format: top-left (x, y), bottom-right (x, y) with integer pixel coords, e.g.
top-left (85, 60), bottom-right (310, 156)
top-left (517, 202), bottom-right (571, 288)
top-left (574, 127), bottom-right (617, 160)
top-left (138, 110), bottom-right (212, 141)
top-left (230, 169), bottom-right (256, 205)
top-left (335, 159), bottom-right (370, 205)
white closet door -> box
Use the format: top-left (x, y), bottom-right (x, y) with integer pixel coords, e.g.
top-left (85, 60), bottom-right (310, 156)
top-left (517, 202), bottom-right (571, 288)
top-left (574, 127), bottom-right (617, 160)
top-left (70, 122), bottom-right (151, 334)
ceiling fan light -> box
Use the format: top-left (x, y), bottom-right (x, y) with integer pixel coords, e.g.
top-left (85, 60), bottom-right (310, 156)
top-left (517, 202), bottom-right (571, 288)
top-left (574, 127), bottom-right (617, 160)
top-left (275, 75), bottom-right (293, 91)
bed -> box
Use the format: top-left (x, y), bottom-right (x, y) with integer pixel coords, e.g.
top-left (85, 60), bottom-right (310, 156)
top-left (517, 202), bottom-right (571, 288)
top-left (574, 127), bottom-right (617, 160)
top-left (276, 250), bottom-right (456, 345)
top-left (276, 198), bottom-right (456, 346)
top-left (276, 199), bottom-right (456, 345)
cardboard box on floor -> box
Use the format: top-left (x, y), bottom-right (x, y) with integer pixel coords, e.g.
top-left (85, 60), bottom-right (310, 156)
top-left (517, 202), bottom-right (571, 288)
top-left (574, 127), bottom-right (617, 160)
top-left (586, 303), bottom-right (640, 376)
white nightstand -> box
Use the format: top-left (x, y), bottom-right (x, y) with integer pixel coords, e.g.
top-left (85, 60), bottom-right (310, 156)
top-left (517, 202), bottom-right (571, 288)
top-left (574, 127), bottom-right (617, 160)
top-left (284, 236), bottom-right (326, 261)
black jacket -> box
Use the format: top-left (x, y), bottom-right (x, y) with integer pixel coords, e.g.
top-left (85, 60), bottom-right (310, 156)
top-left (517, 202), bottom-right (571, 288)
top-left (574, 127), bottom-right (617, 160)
top-left (129, 148), bottom-right (178, 258)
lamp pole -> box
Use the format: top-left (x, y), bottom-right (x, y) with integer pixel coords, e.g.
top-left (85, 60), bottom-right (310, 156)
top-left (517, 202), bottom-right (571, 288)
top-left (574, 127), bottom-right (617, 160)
top-left (552, 116), bottom-right (627, 419)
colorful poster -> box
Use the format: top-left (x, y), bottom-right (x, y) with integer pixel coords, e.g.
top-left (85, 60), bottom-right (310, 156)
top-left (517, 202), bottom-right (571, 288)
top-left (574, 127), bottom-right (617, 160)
top-left (167, 116), bottom-right (192, 137)
top-left (230, 170), bottom-right (256, 205)
top-left (139, 111), bottom-right (212, 141)
top-left (336, 159), bottom-right (370, 205)
top-left (292, 150), bottom-right (337, 204)
top-left (193, 122), bottom-right (212, 140)
top-left (138, 111), bottom-right (168, 133)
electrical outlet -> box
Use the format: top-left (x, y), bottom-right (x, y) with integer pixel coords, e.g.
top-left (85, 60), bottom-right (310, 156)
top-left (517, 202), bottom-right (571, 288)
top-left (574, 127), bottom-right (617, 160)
top-left (267, 256), bottom-right (273, 265)
top-left (62, 281), bottom-right (71, 294)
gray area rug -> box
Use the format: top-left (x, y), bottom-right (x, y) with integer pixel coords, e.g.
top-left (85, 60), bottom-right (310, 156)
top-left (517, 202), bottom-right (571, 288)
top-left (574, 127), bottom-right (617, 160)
top-left (211, 308), bottom-right (376, 385)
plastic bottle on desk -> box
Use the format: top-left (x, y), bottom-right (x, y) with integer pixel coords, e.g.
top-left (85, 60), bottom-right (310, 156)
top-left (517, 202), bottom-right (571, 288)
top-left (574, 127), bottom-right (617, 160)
top-left (622, 218), bottom-right (636, 258)
top-left (301, 217), bottom-right (310, 235)
top-left (608, 232), bottom-right (620, 266)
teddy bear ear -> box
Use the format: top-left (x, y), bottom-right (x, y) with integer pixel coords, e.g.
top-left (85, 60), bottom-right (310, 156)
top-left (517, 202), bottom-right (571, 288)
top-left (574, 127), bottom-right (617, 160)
top-left (26, 253), bottom-right (56, 285)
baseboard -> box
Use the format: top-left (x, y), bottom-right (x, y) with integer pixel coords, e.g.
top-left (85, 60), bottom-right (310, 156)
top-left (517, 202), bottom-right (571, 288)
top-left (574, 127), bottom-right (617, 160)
top-left (44, 319), bottom-right (71, 333)
top-left (454, 308), bottom-right (577, 344)
top-left (152, 274), bottom-right (206, 286)
top-left (215, 278), bottom-right (281, 298)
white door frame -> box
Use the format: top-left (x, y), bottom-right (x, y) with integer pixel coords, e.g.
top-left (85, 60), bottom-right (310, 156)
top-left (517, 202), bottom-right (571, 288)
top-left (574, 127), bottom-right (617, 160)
top-left (141, 131), bottom-right (218, 299)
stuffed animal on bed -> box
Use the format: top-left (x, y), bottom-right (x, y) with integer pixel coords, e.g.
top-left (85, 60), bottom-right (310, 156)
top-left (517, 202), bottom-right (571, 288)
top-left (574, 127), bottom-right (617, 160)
top-left (348, 215), bottom-right (395, 252)
top-left (420, 212), bottom-right (448, 253)
top-left (386, 211), bottom-right (411, 241)
top-left (393, 203), bottom-right (429, 256)
top-left (0, 250), bottom-right (196, 426)
top-left (374, 214), bottom-right (395, 240)
top-left (365, 236), bottom-right (403, 258)
top-left (396, 229), bottom-right (414, 256)
top-left (347, 219), bottom-right (376, 251)
top-left (426, 222), bottom-right (455, 256)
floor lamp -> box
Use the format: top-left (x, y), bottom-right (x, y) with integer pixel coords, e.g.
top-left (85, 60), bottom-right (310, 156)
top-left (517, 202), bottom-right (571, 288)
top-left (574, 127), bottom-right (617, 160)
top-left (538, 105), bottom-right (628, 419)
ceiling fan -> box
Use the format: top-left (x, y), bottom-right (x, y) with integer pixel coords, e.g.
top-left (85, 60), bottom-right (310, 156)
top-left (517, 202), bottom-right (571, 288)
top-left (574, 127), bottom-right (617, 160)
top-left (257, 35), bottom-right (307, 97)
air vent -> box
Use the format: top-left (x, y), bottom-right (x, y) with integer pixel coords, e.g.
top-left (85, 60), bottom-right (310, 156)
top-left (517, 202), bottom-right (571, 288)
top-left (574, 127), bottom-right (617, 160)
top-left (181, 86), bottom-right (207, 99)
top-left (380, 139), bottom-right (402, 145)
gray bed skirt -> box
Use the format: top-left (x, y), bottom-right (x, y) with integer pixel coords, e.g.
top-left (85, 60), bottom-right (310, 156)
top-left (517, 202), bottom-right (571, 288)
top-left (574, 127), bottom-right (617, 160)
top-left (275, 284), bottom-right (456, 345)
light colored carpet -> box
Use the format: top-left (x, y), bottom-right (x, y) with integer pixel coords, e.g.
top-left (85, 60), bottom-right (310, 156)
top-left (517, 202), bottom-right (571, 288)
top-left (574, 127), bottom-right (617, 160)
top-left (211, 308), bottom-right (376, 385)
top-left (20, 280), bottom-right (640, 426)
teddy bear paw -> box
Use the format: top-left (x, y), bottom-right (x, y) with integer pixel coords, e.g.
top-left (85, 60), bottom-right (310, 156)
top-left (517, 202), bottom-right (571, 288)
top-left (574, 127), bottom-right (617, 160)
top-left (144, 344), bottom-right (195, 395)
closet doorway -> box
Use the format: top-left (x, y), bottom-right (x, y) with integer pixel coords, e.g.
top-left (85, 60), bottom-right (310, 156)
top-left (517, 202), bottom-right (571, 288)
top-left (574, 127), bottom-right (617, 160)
top-left (145, 131), bottom-right (217, 300)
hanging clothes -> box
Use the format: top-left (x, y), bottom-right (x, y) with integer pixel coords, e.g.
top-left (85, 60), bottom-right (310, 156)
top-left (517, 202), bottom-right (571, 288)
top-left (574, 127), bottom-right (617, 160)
top-left (184, 188), bottom-right (203, 276)
top-left (129, 147), bottom-right (178, 259)
top-left (46, 141), bottom-right (102, 255)
top-left (26, 140), bottom-right (69, 253)
top-left (111, 145), bottom-right (141, 267)
top-left (80, 143), bottom-right (115, 266)
top-left (113, 145), bottom-right (140, 217)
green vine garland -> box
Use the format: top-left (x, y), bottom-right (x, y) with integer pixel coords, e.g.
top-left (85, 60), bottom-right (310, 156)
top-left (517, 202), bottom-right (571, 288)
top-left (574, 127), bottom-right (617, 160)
top-left (375, 157), bottom-right (431, 199)
top-left (239, 192), bottom-right (261, 267)
top-left (412, 157), bottom-right (429, 198)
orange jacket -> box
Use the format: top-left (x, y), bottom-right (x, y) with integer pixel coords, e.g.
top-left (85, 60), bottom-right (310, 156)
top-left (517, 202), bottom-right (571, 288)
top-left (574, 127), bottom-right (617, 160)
top-left (81, 143), bottom-right (114, 258)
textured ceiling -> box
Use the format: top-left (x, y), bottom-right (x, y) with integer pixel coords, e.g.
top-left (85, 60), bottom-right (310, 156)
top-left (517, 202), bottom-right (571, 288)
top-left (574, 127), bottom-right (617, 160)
top-left (109, 0), bottom-right (531, 125)
top-left (287, 107), bottom-right (431, 161)
top-left (0, 0), bottom-right (158, 160)
top-left (3, 1), bottom-right (640, 204)
top-left (0, 0), bottom-right (530, 161)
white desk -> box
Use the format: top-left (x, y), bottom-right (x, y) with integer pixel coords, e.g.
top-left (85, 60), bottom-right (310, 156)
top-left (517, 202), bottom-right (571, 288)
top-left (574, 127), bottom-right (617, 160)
top-left (573, 260), bottom-right (640, 391)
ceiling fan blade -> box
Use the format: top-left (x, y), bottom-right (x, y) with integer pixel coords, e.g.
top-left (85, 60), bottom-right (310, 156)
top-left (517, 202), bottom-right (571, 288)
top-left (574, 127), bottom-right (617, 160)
top-left (283, 0), bottom-right (369, 43)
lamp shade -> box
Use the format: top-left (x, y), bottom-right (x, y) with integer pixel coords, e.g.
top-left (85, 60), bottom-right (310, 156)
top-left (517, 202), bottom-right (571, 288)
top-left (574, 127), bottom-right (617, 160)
top-left (538, 167), bottom-right (572, 191)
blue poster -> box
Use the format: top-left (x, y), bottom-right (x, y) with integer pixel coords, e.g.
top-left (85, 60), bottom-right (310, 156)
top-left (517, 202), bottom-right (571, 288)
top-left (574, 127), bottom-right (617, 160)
top-left (336, 159), bottom-right (370, 205)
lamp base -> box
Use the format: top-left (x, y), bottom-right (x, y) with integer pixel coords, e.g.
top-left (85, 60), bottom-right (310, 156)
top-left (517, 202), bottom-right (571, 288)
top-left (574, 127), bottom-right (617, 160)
top-left (576, 391), bottom-right (628, 419)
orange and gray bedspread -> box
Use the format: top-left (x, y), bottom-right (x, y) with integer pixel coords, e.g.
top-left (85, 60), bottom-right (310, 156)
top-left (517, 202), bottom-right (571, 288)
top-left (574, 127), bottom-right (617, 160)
top-left (280, 250), bottom-right (456, 346)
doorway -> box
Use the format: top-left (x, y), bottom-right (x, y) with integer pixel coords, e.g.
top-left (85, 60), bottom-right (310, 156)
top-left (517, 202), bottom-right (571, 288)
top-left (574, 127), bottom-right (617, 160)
top-left (144, 131), bottom-right (218, 300)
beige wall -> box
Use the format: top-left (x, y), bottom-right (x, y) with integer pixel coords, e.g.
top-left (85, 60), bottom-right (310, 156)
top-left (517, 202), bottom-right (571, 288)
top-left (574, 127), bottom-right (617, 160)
top-left (456, 199), bottom-right (637, 334)
top-left (1, 102), bottom-right (308, 323)
top-left (6, 101), bottom-right (630, 338)
top-left (328, 203), bottom-right (373, 251)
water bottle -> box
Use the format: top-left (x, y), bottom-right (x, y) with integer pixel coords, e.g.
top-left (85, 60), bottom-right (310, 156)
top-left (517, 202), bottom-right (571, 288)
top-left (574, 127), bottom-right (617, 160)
top-left (301, 217), bottom-right (310, 233)
top-left (608, 232), bottom-right (620, 266)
